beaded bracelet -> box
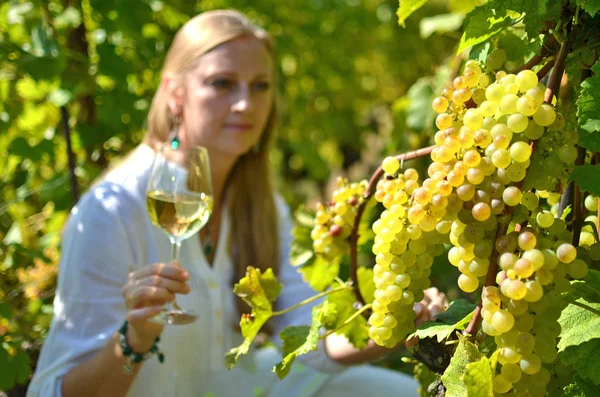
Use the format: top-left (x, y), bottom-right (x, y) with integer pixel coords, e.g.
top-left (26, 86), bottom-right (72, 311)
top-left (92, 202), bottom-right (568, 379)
top-left (118, 320), bottom-right (164, 375)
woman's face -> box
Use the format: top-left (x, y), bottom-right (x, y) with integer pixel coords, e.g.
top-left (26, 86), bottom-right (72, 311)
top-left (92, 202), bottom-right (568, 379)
top-left (172, 36), bottom-right (274, 160)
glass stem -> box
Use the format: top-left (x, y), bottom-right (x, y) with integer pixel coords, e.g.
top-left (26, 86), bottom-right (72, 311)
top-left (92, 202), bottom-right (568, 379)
top-left (169, 238), bottom-right (183, 311)
top-left (170, 238), bottom-right (182, 264)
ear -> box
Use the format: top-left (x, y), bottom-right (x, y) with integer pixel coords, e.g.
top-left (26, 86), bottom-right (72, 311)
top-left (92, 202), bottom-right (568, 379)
top-left (162, 72), bottom-right (184, 117)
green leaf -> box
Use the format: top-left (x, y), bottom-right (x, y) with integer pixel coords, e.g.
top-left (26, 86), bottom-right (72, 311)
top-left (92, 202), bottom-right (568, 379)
top-left (560, 339), bottom-right (600, 384)
top-left (0, 347), bottom-right (15, 390)
top-left (406, 78), bottom-right (435, 132)
top-left (558, 297), bottom-right (600, 351)
top-left (274, 301), bottom-right (330, 379)
top-left (0, 303), bottom-right (12, 319)
top-left (325, 288), bottom-right (369, 349)
top-left (469, 41), bottom-right (492, 63)
top-left (566, 270), bottom-right (600, 303)
top-left (419, 13), bottom-right (465, 39)
top-left (410, 299), bottom-right (476, 342)
top-left (357, 267), bottom-right (375, 305)
top-left (298, 256), bottom-right (339, 292)
top-left (563, 375), bottom-right (599, 396)
top-left (464, 355), bottom-right (494, 397)
top-left (441, 336), bottom-right (482, 397)
top-left (458, 0), bottom-right (552, 54)
top-left (448, 0), bottom-right (480, 14)
top-left (12, 351), bottom-right (30, 384)
top-left (290, 207), bottom-right (315, 267)
top-left (458, 4), bottom-right (513, 53)
top-left (235, 267), bottom-right (282, 306)
top-left (577, 61), bottom-right (600, 150)
top-left (570, 165), bottom-right (600, 197)
top-left (226, 267), bottom-right (282, 369)
top-left (576, 0), bottom-right (600, 16)
top-left (397, 0), bottom-right (428, 27)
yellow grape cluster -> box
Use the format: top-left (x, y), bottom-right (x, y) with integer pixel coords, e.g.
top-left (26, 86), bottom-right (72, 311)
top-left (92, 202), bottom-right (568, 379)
top-left (368, 157), bottom-right (445, 347)
top-left (311, 177), bottom-right (368, 262)
top-left (425, 61), bottom-right (588, 396)
top-left (482, 239), bottom-right (588, 394)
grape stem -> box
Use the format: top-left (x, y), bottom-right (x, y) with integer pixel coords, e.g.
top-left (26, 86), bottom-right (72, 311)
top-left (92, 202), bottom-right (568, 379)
top-left (349, 145), bottom-right (436, 309)
top-left (464, 24), bottom-right (576, 337)
top-left (320, 303), bottom-right (373, 339)
top-left (271, 284), bottom-right (352, 317)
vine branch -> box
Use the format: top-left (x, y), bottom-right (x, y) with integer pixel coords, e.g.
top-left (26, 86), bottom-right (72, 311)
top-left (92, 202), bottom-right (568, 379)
top-left (271, 284), bottom-right (352, 317)
top-left (350, 146), bottom-right (436, 308)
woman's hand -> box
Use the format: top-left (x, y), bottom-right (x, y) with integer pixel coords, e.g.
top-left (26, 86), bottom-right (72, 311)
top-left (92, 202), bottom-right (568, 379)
top-left (120, 262), bottom-right (190, 352)
top-left (413, 287), bottom-right (449, 327)
top-left (406, 287), bottom-right (449, 349)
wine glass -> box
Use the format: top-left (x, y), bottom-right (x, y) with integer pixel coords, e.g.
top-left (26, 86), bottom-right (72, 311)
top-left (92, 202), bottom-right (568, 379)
top-left (146, 143), bottom-right (213, 325)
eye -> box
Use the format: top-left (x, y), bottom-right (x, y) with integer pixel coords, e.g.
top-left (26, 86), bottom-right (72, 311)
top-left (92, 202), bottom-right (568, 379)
top-left (254, 81), bottom-right (271, 92)
top-left (209, 78), bottom-right (233, 89)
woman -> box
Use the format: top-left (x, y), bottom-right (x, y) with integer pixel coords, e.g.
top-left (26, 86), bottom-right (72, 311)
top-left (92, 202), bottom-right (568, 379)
top-left (27, 10), bottom-right (445, 397)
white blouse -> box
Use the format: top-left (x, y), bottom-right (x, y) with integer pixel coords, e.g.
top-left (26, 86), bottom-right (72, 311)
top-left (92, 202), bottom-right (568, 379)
top-left (26, 144), bottom-right (348, 397)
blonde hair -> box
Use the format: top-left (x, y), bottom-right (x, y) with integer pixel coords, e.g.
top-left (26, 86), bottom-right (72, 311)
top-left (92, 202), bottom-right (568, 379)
top-left (144, 10), bottom-right (280, 310)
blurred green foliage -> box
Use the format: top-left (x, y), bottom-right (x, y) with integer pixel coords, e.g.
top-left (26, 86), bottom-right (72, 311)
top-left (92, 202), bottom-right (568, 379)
top-left (0, 0), bottom-right (466, 390)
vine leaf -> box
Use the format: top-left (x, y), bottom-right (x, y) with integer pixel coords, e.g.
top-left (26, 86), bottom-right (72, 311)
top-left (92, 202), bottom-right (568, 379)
top-left (298, 256), bottom-right (340, 292)
top-left (575, 0), bottom-right (600, 17)
top-left (559, 339), bottom-right (600, 385)
top-left (290, 207), bottom-right (315, 268)
top-left (563, 375), bottom-right (599, 396)
top-left (464, 355), bottom-right (494, 397)
top-left (409, 299), bottom-right (477, 342)
top-left (273, 301), bottom-right (331, 379)
top-left (397, 0), bottom-right (428, 28)
top-left (577, 61), bottom-right (600, 151)
top-left (565, 270), bottom-right (600, 303)
top-left (0, 349), bottom-right (30, 390)
top-left (225, 267), bottom-right (282, 369)
top-left (325, 287), bottom-right (369, 349)
top-left (558, 296), bottom-right (600, 352)
top-left (569, 165), bottom-right (600, 197)
top-left (357, 267), bottom-right (375, 305)
top-left (441, 336), bottom-right (482, 397)
top-left (457, 0), bottom-right (554, 54)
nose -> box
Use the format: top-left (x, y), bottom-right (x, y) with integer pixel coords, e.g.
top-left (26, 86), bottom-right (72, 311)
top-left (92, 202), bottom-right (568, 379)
top-left (230, 84), bottom-right (252, 113)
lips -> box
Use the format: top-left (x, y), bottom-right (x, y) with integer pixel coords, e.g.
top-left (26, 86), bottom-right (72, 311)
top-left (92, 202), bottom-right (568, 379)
top-left (223, 123), bottom-right (254, 131)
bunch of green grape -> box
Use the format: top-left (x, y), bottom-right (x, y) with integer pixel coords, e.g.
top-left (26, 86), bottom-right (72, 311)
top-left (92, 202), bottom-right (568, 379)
top-left (368, 157), bottom-right (444, 347)
top-left (310, 177), bottom-right (368, 262)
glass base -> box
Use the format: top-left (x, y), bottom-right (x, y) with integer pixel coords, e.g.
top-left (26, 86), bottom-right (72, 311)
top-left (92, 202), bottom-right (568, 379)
top-left (150, 307), bottom-right (198, 325)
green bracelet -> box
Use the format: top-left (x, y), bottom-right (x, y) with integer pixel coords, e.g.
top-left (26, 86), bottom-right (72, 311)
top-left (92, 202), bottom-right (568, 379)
top-left (118, 320), bottom-right (164, 375)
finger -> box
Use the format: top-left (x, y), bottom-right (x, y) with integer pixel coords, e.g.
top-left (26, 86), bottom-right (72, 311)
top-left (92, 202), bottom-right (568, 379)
top-left (127, 286), bottom-right (175, 309)
top-left (127, 306), bottom-right (164, 335)
top-left (130, 263), bottom-right (189, 282)
top-left (136, 274), bottom-right (191, 295)
top-left (428, 303), bottom-right (443, 318)
top-left (413, 302), bottom-right (426, 319)
top-left (423, 287), bottom-right (439, 301)
top-left (128, 305), bottom-right (162, 323)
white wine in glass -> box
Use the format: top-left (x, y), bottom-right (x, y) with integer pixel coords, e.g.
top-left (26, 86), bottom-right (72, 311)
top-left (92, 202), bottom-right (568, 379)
top-left (146, 144), bottom-right (213, 325)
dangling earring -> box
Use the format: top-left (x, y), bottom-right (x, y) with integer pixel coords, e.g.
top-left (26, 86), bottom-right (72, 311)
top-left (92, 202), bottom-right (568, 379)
top-left (169, 114), bottom-right (181, 149)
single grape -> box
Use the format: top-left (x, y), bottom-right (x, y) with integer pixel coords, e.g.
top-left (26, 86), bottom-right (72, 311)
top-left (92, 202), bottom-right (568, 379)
top-left (432, 96), bottom-right (449, 113)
